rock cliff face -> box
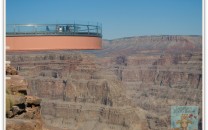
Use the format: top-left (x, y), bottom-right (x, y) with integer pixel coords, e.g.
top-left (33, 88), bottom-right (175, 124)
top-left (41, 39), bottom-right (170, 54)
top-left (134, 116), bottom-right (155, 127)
top-left (6, 65), bottom-right (43, 130)
top-left (7, 35), bottom-right (202, 130)
top-left (96, 36), bottom-right (202, 129)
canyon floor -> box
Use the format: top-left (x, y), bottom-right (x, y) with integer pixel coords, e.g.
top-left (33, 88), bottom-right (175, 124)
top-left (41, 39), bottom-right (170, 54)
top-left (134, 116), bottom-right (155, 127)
top-left (6, 35), bottom-right (202, 130)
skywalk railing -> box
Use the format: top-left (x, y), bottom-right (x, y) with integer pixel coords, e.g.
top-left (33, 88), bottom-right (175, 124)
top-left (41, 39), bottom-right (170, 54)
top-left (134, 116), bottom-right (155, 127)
top-left (6, 23), bottom-right (102, 37)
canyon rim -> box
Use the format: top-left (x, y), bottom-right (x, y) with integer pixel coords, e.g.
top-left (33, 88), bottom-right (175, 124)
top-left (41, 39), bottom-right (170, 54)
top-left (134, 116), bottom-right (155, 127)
top-left (6, 35), bottom-right (202, 130)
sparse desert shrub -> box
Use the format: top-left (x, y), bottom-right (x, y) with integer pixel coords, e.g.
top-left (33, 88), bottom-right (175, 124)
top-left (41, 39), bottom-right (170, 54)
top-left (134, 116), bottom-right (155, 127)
top-left (6, 94), bottom-right (13, 114)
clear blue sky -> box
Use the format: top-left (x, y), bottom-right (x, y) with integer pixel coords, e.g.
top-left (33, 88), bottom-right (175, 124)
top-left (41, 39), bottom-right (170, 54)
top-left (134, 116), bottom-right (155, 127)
top-left (6, 0), bottom-right (202, 39)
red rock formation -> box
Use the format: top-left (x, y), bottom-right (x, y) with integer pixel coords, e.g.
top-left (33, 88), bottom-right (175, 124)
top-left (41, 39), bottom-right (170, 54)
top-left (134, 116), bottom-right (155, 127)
top-left (6, 66), bottom-right (43, 130)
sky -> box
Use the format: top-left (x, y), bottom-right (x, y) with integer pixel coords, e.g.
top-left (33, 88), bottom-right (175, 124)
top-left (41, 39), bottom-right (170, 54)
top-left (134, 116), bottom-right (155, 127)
top-left (6, 0), bottom-right (202, 39)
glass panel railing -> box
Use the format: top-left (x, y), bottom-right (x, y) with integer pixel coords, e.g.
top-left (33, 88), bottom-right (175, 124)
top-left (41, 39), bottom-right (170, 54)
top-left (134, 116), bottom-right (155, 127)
top-left (6, 23), bottom-right (102, 37)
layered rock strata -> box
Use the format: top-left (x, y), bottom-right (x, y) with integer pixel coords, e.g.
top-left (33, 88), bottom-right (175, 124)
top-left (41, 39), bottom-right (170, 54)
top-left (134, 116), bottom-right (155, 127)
top-left (6, 35), bottom-right (202, 130)
top-left (6, 65), bottom-right (43, 130)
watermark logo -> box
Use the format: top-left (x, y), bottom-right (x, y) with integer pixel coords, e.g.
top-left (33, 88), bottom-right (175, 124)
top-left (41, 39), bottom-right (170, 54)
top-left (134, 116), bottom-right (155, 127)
top-left (171, 106), bottom-right (198, 130)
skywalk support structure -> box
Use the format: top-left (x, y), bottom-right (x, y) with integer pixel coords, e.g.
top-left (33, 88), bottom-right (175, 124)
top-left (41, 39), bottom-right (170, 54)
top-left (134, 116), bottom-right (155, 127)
top-left (6, 23), bottom-right (102, 51)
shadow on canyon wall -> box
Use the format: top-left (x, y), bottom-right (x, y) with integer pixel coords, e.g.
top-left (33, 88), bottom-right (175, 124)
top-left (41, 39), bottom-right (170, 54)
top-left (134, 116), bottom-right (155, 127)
top-left (6, 35), bottom-right (202, 130)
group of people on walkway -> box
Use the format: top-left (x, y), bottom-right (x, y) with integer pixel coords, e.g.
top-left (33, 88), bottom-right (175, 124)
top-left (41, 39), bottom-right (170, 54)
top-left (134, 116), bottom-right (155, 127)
top-left (46, 25), bottom-right (72, 32)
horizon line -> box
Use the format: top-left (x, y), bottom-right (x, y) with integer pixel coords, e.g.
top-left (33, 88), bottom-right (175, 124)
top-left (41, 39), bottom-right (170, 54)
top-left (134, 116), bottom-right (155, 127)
top-left (104, 34), bottom-right (202, 41)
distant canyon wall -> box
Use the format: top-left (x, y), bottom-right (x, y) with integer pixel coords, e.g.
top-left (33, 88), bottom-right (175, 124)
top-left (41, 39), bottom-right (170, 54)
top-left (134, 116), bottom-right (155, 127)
top-left (7, 35), bottom-right (202, 130)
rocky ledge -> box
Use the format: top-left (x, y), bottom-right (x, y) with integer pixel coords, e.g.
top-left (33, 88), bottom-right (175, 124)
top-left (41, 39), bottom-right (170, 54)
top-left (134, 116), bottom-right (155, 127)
top-left (6, 65), bottom-right (43, 130)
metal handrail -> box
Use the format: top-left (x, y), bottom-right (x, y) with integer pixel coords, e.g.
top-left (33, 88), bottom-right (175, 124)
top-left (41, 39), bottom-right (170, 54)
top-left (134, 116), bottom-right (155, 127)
top-left (6, 23), bottom-right (102, 37)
